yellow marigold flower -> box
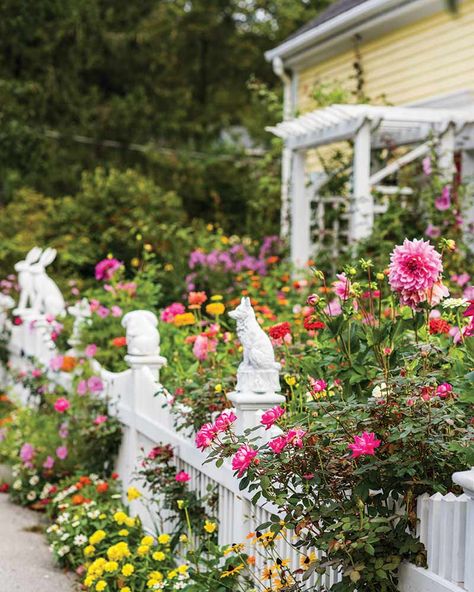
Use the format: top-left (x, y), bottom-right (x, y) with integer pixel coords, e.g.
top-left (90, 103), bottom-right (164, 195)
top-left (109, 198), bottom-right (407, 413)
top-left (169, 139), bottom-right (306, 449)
top-left (141, 535), bottom-right (154, 546)
top-left (206, 302), bottom-right (225, 316)
top-left (84, 545), bottom-right (95, 557)
top-left (144, 243), bottom-right (152, 252)
top-left (122, 588), bottom-right (131, 592)
top-left (107, 542), bottom-right (130, 561)
top-left (173, 312), bottom-right (195, 327)
top-left (137, 545), bottom-right (150, 556)
top-left (113, 511), bottom-right (128, 525)
top-left (89, 530), bottom-right (106, 545)
top-left (122, 564), bottom-right (134, 577)
top-left (158, 534), bottom-right (171, 545)
top-left (125, 517), bottom-right (136, 528)
top-left (153, 551), bottom-right (166, 561)
top-left (84, 576), bottom-right (94, 588)
top-left (206, 223), bottom-right (213, 231)
top-left (164, 263), bottom-right (174, 272)
top-left (99, 514), bottom-right (106, 520)
top-left (177, 565), bottom-right (188, 574)
top-left (167, 570), bottom-right (177, 580)
top-left (131, 257), bottom-right (140, 267)
top-left (118, 529), bottom-right (129, 537)
top-left (149, 570), bottom-right (163, 581)
top-left (105, 561), bottom-right (118, 572)
top-left (179, 534), bottom-right (188, 543)
top-left (204, 520), bottom-right (217, 534)
top-left (127, 486), bottom-right (141, 501)
top-left (95, 581), bottom-right (107, 592)
top-left (210, 294), bottom-right (223, 301)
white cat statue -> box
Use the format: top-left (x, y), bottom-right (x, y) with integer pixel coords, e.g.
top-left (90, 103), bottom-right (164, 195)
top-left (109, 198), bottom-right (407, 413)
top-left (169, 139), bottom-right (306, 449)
top-left (228, 296), bottom-right (281, 393)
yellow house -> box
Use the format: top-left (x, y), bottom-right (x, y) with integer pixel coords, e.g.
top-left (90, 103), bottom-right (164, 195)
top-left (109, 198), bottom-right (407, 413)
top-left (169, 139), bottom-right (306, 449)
top-left (265, 0), bottom-right (474, 265)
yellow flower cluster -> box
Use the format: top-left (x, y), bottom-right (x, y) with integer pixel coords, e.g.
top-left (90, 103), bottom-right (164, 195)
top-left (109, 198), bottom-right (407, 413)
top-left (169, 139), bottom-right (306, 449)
top-left (89, 530), bottom-right (106, 545)
top-left (173, 312), bottom-right (195, 327)
top-left (126, 487), bottom-right (141, 501)
top-left (107, 541), bottom-right (131, 562)
top-left (205, 302), bottom-right (225, 316)
top-left (113, 511), bottom-right (135, 527)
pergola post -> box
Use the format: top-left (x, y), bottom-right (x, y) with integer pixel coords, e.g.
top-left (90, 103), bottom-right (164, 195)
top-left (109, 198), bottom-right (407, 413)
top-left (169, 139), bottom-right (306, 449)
top-left (437, 124), bottom-right (455, 181)
top-left (350, 120), bottom-right (373, 242)
top-left (462, 149), bottom-right (474, 252)
top-left (290, 149), bottom-right (311, 268)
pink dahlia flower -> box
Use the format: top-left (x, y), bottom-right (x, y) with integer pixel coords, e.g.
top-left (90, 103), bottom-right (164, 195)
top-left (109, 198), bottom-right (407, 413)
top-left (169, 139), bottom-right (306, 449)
top-left (260, 406), bottom-right (285, 430)
top-left (231, 444), bottom-right (258, 477)
top-left (348, 432), bottom-right (381, 458)
top-left (388, 239), bottom-right (444, 308)
top-left (333, 273), bottom-right (352, 300)
top-left (54, 398), bottom-right (70, 413)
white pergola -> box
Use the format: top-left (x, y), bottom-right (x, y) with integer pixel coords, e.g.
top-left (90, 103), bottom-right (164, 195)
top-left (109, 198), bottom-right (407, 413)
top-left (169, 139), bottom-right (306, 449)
top-left (267, 104), bottom-right (474, 266)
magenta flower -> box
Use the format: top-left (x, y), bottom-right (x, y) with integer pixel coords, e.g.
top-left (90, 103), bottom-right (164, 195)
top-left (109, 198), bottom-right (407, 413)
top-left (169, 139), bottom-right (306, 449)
top-left (56, 446), bottom-right (68, 460)
top-left (464, 300), bottom-right (474, 318)
top-left (85, 344), bottom-right (97, 358)
top-left (213, 411), bottom-right (237, 433)
top-left (425, 224), bottom-right (440, 239)
top-left (436, 383), bottom-right (453, 398)
top-left (175, 471), bottom-right (191, 483)
top-left (54, 398), bottom-right (70, 413)
top-left (309, 378), bottom-right (327, 393)
top-left (97, 305), bottom-right (110, 318)
top-left (77, 380), bottom-right (88, 395)
top-left (435, 186), bottom-right (451, 211)
top-left (195, 423), bottom-right (217, 451)
top-left (323, 299), bottom-right (342, 316)
top-left (422, 156), bottom-right (432, 176)
top-left (231, 444), bottom-right (258, 477)
top-left (87, 376), bottom-right (104, 393)
top-left (94, 415), bottom-right (108, 425)
top-left (20, 443), bottom-right (35, 464)
top-left (160, 303), bottom-right (186, 323)
top-left (95, 258), bottom-right (122, 281)
top-left (333, 273), bottom-right (352, 300)
top-left (260, 406), bottom-right (285, 430)
top-left (31, 369), bottom-right (42, 378)
top-left (268, 435), bottom-right (287, 454)
top-left (348, 432), bottom-right (381, 459)
top-left (286, 427), bottom-right (306, 448)
top-left (43, 456), bottom-right (55, 469)
top-left (49, 355), bottom-right (64, 371)
top-left (388, 239), bottom-right (444, 308)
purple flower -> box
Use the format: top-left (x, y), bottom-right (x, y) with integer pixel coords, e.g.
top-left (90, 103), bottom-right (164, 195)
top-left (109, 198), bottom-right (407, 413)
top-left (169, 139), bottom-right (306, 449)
top-left (43, 456), bottom-right (55, 469)
top-left (20, 443), bottom-right (34, 464)
top-left (77, 380), bottom-right (88, 395)
top-left (435, 186), bottom-right (451, 211)
top-left (95, 258), bottom-right (122, 281)
top-left (422, 157), bottom-right (432, 176)
top-left (56, 446), bottom-right (68, 460)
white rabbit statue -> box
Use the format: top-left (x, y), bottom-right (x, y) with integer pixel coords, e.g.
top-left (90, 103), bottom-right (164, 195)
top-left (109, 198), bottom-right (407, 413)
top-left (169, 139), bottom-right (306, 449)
top-left (14, 246), bottom-right (43, 312)
top-left (122, 310), bottom-right (160, 356)
top-left (30, 248), bottom-right (66, 317)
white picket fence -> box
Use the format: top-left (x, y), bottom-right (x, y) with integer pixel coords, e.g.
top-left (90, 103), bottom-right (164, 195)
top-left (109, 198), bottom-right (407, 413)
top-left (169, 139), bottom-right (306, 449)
top-left (2, 303), bottom-right (474, 592)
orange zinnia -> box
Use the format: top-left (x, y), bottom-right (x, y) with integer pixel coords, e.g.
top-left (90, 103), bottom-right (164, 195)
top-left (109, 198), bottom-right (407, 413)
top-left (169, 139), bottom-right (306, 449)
top-left (61, 356), bottom-right (77, 372)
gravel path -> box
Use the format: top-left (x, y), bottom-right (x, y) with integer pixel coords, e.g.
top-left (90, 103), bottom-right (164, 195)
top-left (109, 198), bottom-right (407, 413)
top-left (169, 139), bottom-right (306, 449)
top-left (0, 494), bottom-right (77, 591)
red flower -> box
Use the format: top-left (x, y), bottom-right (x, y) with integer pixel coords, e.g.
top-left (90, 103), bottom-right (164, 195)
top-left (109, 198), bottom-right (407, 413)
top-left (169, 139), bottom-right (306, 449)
top-left (464, 300), bottom-right (474, 317)
top-left (111, 472), bottom-right (119, 480)
top-left (96, 482), bottom-right (109, 494)
top-left (268, 322), bottom-right (291, 340)
top-left (112, 336), bottom-right (127, 347)
top-left (0, 483), bottom-right (9, 493)
top-left (429, 318), bottom-right (451, 335)
top-left (303, 316), bottom-right (325, 331)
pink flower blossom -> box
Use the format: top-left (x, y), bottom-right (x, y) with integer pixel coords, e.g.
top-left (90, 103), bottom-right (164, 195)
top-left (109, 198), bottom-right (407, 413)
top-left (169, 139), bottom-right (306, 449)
top-left (56, 446), bottom-right (68, 460)
top-left (97, 305), bottom-right (110, 318)
top-left (195, 423), bottom-right (217, 451)
top-left (94, 415), bottom-right (108, 425)
top-left (192, 334), bottom-right (217, 362)
top-left (260, 406), bottom-right (285, 430)
top-left (435, 186), bottom-right (451, 211)
top-left (95, 258), bottom-right (122, 281)
top-left (348, 432), bottom-right (381, 458)
top-left (31, 369), bottom-right (42, 378)
top-left (464, 286), bottom-right (474, 300)
top-left (87, 376), bottom-right (104, 392)
top-left (268, 435), bottom-right (288, 454)
top-left (58, 423), bottom-right (69, 439)
top-left (77, 380), bottom-right (88, 395)
top-left (85, 344), bottom-right (97, 358)
top-left (333, 273), bottom-right (352, 300)
top-left (213, 411), bottom-right (237, 433)
top-left (425, 224), bottom-right (440, 239)
top-left (309, 378), bottom-right (327, 393)
top-left (286, 428), bottom-right (306, 448)
top-left (436, 383), bottom-right (453, 398)
top-left (175, 471), bottom-right (191, 483)
top-left (90, 299), bottom-right (100, 312)
top-left (451, 273), bottom-right (470, 287)
top-left (422, 156), bottom-right (432, 176)
top-left (43, 456), bottom-right (55, 469)
top-left (231, 444), bottom-right (258, 477)
top-left (323, 299), bottom-right (342, 316)
top-left (388, 239), bottom-right (444, 308)
top-left (111, 305), bottom-right (122, 317)
top-left (20, 443), bottom-right (34, 464)
top-left (427, 281), bottom-right (450, 307)
top-left (160, 303), bottom-right (186, 323)
top-left (49, 355), bottom-right (64, 371)
top-left (54, 398), bottom-right (70, 413)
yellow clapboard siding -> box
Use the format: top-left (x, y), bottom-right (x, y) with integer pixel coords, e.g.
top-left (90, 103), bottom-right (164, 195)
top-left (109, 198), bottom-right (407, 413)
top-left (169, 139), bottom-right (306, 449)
top-left (297, 0), bottom-right (474, 112)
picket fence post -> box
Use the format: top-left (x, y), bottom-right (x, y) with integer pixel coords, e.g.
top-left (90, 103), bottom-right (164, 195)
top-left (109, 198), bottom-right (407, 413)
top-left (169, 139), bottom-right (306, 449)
top-left (452, 468), bottom-right (474, 591)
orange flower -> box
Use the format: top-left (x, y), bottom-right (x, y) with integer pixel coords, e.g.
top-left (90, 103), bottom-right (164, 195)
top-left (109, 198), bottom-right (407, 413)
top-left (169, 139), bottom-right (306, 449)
top-left (188, 291), bottom-right (207, 307)
top-left (96, 482), bottom-right (109, 494)
top-left (61, 356), bottom-right (77, 372)
top-left (266, 256), bottom-right (279, 264)
top-left (112, 336), bottom-right (127, 347)
top-left (72, 494), bottom-right (86, 505)
top-left (79, 476), bottom-right (92, 485)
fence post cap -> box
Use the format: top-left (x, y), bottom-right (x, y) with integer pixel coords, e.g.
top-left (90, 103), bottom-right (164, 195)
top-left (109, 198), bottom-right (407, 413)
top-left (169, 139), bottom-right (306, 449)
top-left (452, 467), bottom-right (474, 497)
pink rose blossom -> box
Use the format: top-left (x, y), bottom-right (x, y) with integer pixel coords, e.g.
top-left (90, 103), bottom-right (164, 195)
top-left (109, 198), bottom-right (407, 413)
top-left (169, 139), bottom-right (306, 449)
top-left (436, 383), bottom-right (453, 398)
top-left (56, 446), bottom-right (68, 460)
top-left (85, 344), bottom-right (97, 358)
top-left (260, 406), bottom-right (285, 430)
top-left (213, 411), bottom-right (237, 433)
top-left (435, 186), bottom-right (451, 211)
top-left (175, 471), bottom-right (191, 483)
top-left (268, 435), bottom-right (288, 454)
top-left (54, 398), bottom-right (70, 413)
top-left (231, 444), bottom-right (258, 477)
top-left (95, 258), bottom-right (122, 281)
top-left (160, 303), bottom-right (186, 323)
top-left (348, 432), bottom-right (381, 458)
top-left (94, 415), bottom-right (108, 425)
top-left (286, 427), bottom-right (306, 448)
top-left (87, 376), bottom-right (104, 392)
top-left (77, 380), bottom-right (88, 395)
top-left (43, 456), bottom-right (55, 469)
top-left (388, 239), bottom-right (443, 308)
top-left (195, 423), bottom-right (217, 451)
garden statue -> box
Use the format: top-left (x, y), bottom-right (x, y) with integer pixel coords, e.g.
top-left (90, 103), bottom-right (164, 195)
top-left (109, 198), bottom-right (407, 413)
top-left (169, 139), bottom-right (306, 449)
top-left (68, 298), bottom-right (92, 348)
top-left (14, 246), bottom-right (43, 313)
top-left (122, 310), bottom-right (160, 356)
top-left (228, 296), bottom-right (281, 393)
top-left (30, 248), bottom-right (66, 317)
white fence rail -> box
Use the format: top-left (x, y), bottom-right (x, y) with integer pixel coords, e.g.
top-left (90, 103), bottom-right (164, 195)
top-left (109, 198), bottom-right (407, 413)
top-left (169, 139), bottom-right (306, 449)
top-left (1, 288), bottom-right (473, 592)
